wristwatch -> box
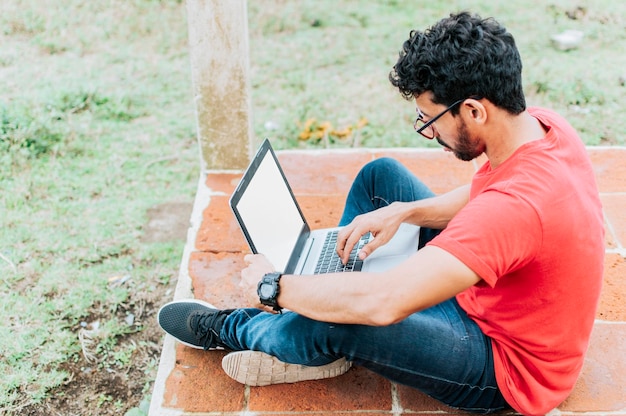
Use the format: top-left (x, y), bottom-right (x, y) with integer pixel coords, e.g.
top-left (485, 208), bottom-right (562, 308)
top-left (257, 272), bottom-right (283, 312)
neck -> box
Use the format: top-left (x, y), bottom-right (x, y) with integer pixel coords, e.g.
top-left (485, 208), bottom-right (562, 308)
top-left (484, 110), bottom-right (547, 168)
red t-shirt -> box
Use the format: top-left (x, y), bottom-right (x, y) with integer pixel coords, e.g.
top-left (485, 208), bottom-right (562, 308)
top-left (429, 107), bottom-right (604, 415)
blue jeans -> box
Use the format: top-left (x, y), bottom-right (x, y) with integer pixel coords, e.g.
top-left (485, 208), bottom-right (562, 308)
top-left (221, 158), bottom-right (509, 413)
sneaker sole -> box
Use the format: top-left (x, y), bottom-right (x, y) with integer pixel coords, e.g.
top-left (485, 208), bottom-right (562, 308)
top-left (221, 350), bottom-right (352, 386)
top-left (157, 299), bottom-right (225, 350)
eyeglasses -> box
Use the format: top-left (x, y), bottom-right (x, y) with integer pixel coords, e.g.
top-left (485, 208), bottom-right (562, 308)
top-left (414, 98), bottom-right (467, 140)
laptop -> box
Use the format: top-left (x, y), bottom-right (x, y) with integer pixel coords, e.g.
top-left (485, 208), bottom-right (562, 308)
top-left (229, 139), bottom-right (421, 275)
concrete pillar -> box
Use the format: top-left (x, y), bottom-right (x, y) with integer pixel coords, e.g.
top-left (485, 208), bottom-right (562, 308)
top-left (186, 0), bottom-right (252, 170)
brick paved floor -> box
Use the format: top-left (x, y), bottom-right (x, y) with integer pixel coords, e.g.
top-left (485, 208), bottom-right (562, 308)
top-left (150, 147), bottom-right (626, 416)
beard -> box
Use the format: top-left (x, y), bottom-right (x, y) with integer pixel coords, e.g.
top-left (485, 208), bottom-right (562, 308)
top-left (449, 121), bottom-right (483, 161)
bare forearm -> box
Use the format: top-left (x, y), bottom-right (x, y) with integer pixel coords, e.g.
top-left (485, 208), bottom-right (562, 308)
top-left (277, 272), bottom-right (394, 325)
top-left (275, 246), bottom-right (480, 326)
top-left (403, 184), bottom-right (470, 229)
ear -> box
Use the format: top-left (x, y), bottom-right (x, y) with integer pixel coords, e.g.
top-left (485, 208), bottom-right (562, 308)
top-left (462, 98), bottom-right (487, 126)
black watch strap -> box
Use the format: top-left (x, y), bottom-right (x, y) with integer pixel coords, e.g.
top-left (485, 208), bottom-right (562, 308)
top-left (257, 272), bottom-right (283, 311)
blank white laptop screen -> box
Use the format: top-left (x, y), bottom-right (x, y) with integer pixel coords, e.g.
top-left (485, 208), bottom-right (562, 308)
top-left (234, 150), bottom-right (305, 271)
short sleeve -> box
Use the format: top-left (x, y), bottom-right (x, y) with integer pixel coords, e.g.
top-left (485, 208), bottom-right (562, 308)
top-left (428, 189), bottom-right (543, 287)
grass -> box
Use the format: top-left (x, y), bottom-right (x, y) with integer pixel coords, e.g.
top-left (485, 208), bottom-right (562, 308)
top-left (0, 0), bottom-right (624, 414)
top-left (0, 0), bottom-right (197, 413)
top-left (248, 0), bottom-right (626, 148)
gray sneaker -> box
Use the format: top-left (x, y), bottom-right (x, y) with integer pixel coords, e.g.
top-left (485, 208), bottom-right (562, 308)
top-left (222, 350), bottom-right (352, 386)
top-left (157, 299), bottom-right (234, 350)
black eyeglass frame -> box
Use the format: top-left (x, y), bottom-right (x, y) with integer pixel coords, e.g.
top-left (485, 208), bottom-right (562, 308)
top-left (414, 96), bottom-right (481, 139)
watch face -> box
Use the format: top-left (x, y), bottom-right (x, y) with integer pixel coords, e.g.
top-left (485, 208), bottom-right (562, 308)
top-left (260, 283), bottom-right (273, 298)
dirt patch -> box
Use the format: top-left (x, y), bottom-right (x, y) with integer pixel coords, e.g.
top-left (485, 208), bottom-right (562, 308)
top-left (19, 202), bottom-right (193, 416)
top-left (22, 301), bottom-right (165, 415)
top-left (142, 202), bottom-right (194, 243)
top-left (21, 287), bottom-right (167, 416)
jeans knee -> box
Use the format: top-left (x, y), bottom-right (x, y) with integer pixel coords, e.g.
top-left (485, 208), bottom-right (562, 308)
top-left (358, 157), bottom-right (404, 182)
top-left (363, 157), bottom-right (402, 172)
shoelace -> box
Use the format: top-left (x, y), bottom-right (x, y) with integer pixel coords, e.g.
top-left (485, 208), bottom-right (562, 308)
top-left (190, 311), bottom-right (223, 350)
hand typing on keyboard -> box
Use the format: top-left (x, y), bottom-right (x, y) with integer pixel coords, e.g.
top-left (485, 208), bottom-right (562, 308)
top-left (336, 203), bottom-right (406, 264)
top-left (314, 231), bottom-right (370, 274)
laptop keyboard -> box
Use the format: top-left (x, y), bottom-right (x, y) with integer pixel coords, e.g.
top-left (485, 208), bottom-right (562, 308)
top-left (314, 230), bottom-right (371, 274)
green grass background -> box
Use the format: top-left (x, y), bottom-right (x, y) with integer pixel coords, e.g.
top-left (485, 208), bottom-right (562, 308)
top-left (0, 0), bottom-right (624, 413)
top-left (249, 0), bottom-right (626, 148)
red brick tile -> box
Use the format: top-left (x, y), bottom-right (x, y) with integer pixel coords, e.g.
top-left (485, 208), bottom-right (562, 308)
top-left (601, 194), bottom-right (626, 249)
top-left (248, 365), bottom-right (392, 412)
top-left (188, 251), bottom-right (249, 309)
top-left (163, 347), bottom-right (244, 413)
top-left (298, 195), bottom-right (346, 229)
top-left (205, 172), bottom-right (243, 195)
top-left (373, 150), bottom-right (475, 194)
top-left (396, 383), bottom-right (458, 413)
top-left (605, 220), bottom-right (618, 249)
top-left (588, 148), bottom-right (626, 193)
top-left (278, 151), bottom-right (373, 195)
top-left (597, 254), bottom-right (626, 321)
top-left (195, 196), bottom-right (249, 253)
top-left (559, 323), bottom-right (626, 412)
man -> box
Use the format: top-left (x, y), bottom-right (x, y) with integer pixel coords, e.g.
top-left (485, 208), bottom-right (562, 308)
top-left (158, 12), bottom-right (604, 415)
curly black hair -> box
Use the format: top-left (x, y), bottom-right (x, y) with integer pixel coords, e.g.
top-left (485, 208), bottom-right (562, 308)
top-left (389, 12), bottom-right (526, 115)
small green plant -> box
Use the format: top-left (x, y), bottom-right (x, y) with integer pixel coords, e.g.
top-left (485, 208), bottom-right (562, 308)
top-left (97, 393), bottom-right (113, 408)
top-left (0, 105), bottom-right (64, 157)
top-left (111, 341), bottom-right (138, 368)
